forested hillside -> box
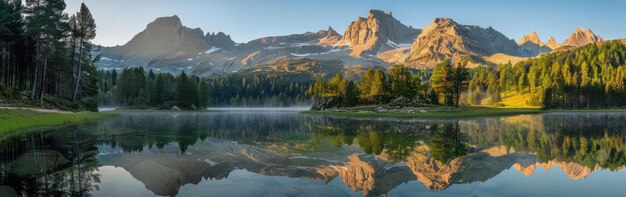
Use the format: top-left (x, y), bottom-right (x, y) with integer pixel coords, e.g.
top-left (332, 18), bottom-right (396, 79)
top-left (314, 41), bottom-right (626, 110)
top-left (0, 0), bottom-right (98, 111)
top-left (468, 41), bottom-right (626, 109)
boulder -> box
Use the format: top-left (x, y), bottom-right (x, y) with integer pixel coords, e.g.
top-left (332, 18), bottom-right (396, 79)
top-left (389, 97), bottom-right (412, 107)
top-left (171, 106), bottom-right (181, 111)
top-left (310, 97), bottom-right (338, 111)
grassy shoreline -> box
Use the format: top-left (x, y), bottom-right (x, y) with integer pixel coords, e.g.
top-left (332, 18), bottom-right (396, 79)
top-left (302, 107), bottom-right (626, 119)
top-left (0, 108), bottom-right (118, 134)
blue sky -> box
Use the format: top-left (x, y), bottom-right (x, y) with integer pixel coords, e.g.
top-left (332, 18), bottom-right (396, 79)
top-left (65, 0), bottom-right (626, 47)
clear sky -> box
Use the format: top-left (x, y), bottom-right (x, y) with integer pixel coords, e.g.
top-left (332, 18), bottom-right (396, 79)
top-left (64, 0), bottom-right (626, 47)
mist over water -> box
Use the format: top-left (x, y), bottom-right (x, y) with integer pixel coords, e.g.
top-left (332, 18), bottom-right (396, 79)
top-left (206, 106), bottom-right (310, 112)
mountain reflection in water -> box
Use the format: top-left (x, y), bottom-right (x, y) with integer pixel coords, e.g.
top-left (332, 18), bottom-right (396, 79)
top-left (1, 111), bottom-right (626, 197)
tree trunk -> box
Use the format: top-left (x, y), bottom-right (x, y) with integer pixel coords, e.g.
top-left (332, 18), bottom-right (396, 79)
top-left (72, 40), bottom-right (83, 102)
top-left (70, 36), bottom-right (77, 98)
top-left (30, 38), bottom-right (40, 100)
top-left (38, 41), bottom-right (47, 104)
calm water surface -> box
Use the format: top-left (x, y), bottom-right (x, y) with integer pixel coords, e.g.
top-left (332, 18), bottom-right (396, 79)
top-left (1, 111), bottom-right (626, 197)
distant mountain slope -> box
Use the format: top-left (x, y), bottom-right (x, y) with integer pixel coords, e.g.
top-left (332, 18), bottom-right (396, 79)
top-left (235, 57), bottom-right (345, 80)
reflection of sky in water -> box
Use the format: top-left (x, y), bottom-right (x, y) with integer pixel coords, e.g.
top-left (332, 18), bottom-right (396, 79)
top-left (92, 163), bottom-right (626, 197)
top-left (93, 166), bottom-right (363, 197)
top-left (178, 170), bottom-right (361, 197)
top-left (389, 167), bottom-right (626, 197)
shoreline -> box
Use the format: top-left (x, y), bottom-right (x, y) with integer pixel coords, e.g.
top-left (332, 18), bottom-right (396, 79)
top-left (302, 107), bottom-right (626, 119)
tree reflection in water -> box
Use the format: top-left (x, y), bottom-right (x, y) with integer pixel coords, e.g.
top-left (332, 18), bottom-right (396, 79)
top-left (0, 112), bottom-right (625, 196)
top-left (0, 126), bottom-right (100, 196)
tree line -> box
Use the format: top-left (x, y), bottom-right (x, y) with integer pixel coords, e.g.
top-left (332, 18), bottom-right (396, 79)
top-left (0, 0), bottom-right (99, 111)
top-left (97, 68), bottom-right (312, 108)
top-left (98, 68), bottom-right (208, 109)
top-left (311, 63), bottom-right (466, 108)
top-left (315, 41), bottom-right (626, 109)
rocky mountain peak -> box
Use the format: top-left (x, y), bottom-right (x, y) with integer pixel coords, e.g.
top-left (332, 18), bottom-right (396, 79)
top-left (367, 9), bottom-right (391, 19)
top-left (431, 17), bottom-right (458, 27)
top-left (406, 18), bottom-right (521, 68)
top-left (516, 31), bottom-right (552, 56)
top-left (318, 26), bottom-right (342, 45)
top-left (146, 15), bottom-right (183, 31)
top-left (107, 15), bottom-right (210, 60)
top-left (545, 36), bottom-right (561, 49)
top-left (562, 28), bottom-right (603, 47)
top-left (206, 32), bottom-right (235, 49)
top-left (337, 9), bottom-right (421, 57)
top-left (419, 18), bottom-right (464, 37)
top-left (325, 26), bottom-right (339, 37)
top-left (518, 31), bottom-right (543, 46)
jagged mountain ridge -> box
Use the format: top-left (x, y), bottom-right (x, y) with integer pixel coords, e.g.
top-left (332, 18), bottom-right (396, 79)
top-left (97, 12), bottom-right (609, 76)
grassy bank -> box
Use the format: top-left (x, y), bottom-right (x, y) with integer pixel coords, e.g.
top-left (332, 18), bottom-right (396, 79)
top-left (0, 109), bottom-right (117, 133)
top-left (303, 107), bottom-right (543, 119)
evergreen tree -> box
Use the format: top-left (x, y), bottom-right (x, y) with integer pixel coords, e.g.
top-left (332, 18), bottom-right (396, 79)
top-left (430, 59), bottom-right (453, 105)
top-left (370, 69), bottom-right (387, 102)
top-left (175, 71), bottom-right (198, 109)
top-left (342, 80), bottom-right (358, 107)
top-left (388, 64), bottom-right (415, 99)
top-left (197, 79), bottom-right (209, 108)
top-left (358, 68), bottom-right (375, 100)
top-left (71, 3), bottom-right (96, 102)
top-left (451, 63), bottom-right (469, 107)
top-left (24, 0), bottom-right (69, 102)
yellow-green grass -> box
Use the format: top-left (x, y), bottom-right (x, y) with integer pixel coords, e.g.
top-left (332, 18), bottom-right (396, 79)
top-left (479, 91), bottom-right (540, 109)
top-left (303, 107), bottom-right (542, 119)
top-left (0, 109), bottom-right (117, 134)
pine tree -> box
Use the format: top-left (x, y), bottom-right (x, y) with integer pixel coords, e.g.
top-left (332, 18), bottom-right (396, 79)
top-left (370, 69), bottom-right (387, 102)
top-left (0, 0), bottom-right (24, 89)
top-left (313, 76), bottom-right (324, 98)
top-left (342, 80), bottom-right (358, 107)
top-left (197, 79), bottom-right (209, 108)
top-left (388, 64), bottom-right (414, 99)
top-left (24, 0), bottom-right (69, 102)
top-left (71, 3), bottom-right (96, 102)
top-left (175, 71), bottom-right (197, 109)
top-left (358, 68), bottom-right (375, 100)
top-left (430, 59), bottom-right (453, 105)
top-left (487, 71), bottom-right (501, 105)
